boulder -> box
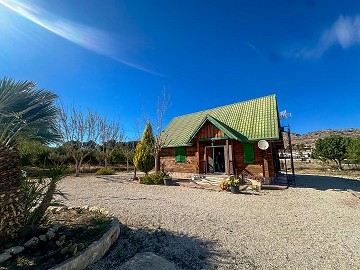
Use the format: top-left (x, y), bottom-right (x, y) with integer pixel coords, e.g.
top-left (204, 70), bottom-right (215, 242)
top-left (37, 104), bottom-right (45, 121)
top-left (24, 237), bottom-right (39, 247)
top-left (5, 246), bottom-right (24, 255)
top-left (0, 253), bottom-right (12, 264)
top-left (117, 252), bottom-right (177, 270)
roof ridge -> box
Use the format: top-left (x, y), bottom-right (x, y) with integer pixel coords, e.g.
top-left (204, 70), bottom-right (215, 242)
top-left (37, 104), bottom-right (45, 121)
top-left (172, 94), bottom-right (276, 119)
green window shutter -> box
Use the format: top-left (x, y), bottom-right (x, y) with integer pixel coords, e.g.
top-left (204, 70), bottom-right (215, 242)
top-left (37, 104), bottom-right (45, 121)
top-left (175, 147), bottom-right (186, 163)
top-left (243, 143), bottom-right (255, 164)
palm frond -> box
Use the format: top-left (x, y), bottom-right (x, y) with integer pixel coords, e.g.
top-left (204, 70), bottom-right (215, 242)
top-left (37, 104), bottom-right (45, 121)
top-left (0, 77), bottom-right (60, 145)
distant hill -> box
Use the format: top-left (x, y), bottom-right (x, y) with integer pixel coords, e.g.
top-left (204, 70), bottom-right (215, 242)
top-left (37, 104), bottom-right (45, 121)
top-left (282, 128), bottom-right (360, 149)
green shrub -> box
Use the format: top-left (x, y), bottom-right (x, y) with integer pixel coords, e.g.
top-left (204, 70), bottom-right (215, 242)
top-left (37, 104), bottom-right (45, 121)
top-left (150, 173), bottom-right (164, 185)
top-left (95, 168), bottom-right (115, 175)
top-left (139, 173), bottom-right (165, 185)
top-left (139, 175), bottom-right (153, 185)
top-left (133, 123), bottom-right (155, 174)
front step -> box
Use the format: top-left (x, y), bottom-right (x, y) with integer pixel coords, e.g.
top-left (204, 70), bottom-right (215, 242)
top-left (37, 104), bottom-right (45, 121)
top-left (192, 174), bottom-right (230, 186)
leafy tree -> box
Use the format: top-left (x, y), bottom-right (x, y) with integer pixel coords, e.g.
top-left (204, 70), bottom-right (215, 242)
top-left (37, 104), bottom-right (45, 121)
top-left (0, 78), bottom-right (59, 244)
top-left (133, 122), bottom-right (155, 174)
top-left (313, 135), bottom-right (350, 170)
top-left (346, 137), bottom-right (360, 166)
top-left (17, 140), bottom-right (51, 167)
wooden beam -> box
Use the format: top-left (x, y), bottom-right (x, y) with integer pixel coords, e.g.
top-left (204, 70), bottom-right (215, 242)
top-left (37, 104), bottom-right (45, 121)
top-left (197, 136), bottom-right (228, 142)
top-left (226, 139), bottom-right (230, 175)
top-left (197, 141), bottom-right (200, 174)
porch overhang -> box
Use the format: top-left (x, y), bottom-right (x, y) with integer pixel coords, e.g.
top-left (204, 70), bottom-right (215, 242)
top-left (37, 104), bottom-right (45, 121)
top-left (187, 115), bottom-right (249, 144)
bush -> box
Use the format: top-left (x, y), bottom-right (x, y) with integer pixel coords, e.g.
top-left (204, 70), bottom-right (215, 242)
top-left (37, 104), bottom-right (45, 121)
top-left (150, 173), bottom-right (164, 185)
top-left (95, 168), bottom-right (115, 175)
top-left (139, 175), bottom-right (153, 185)
top-left (139, 173), bottom-right (165, 185)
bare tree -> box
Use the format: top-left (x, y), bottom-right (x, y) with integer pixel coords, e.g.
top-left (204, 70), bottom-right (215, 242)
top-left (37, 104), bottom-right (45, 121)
top-left (153, 87), bottom-right (171, 173)
top-left (98, 117), bottom-right (124, 168)
top-left (58, 105), bottom-right (101, 176)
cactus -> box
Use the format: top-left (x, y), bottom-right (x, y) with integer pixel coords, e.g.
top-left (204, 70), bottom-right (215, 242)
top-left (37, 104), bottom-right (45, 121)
top-left (60, 242), bottom-right (84, 257)
top-left (78, 243), bottom-right (84, 251)
top-left (56, 235), bottom-right (66, 246)
top-left (61, 247), bottom-right (69, 254)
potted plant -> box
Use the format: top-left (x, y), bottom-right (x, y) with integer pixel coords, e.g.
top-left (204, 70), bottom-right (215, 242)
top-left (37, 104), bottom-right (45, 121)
top-left (227, 177), bottom-right (240, 194)
top-left (219, 181), bottom-right (230, 191)
top-left (162, 173), bottom-right (172, 186)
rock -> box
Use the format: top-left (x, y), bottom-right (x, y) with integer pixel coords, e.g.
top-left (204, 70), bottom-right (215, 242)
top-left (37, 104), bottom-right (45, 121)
top-left (46, 230), bottom-right (56, 240)
top-left (0, 253), bottom-right (12, 264)
top-left (117, 252), bottom-right (177, 270)
top-left (39, 234), bottom-right (47, 242)
top-left (24, 237), bottom-right (39, 247)
top-left (5, 246), bottom-right (24, 255)
top-left (52, 222), bottom-right (61, 232)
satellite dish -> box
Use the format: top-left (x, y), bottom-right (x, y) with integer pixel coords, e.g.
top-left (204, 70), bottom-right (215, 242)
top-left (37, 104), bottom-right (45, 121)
top-left (258, 140), bottom-right (269, 150)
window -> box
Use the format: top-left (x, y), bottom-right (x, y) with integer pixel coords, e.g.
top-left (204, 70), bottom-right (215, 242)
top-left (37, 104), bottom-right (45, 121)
top-left (243, 143), bottom-right (254, 164)
top-left (175, 147), bottom-right (186, 163)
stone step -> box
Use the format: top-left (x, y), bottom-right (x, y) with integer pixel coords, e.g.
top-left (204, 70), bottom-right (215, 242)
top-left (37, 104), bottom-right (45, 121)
top-left (192, 174), bottom-right (230, 186)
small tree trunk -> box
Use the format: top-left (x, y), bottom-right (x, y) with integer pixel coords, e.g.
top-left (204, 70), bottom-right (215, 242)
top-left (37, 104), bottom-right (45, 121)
top-left (75, 161), bottom-right (80, 177)
top-left (126, 158), bottom-right (129, 172)
top-left (134, 167), bottom-right (137, 179)
top-left (155, 153), bottom-right (160, 173)
top-left (104, 157), bottom-right (108, 169)
top-left (335, 159), bottom-right (343, 171)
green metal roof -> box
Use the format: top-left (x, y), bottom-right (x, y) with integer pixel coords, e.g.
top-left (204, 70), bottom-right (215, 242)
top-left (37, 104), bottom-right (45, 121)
top-left (162, 95), bottom-right (280, 147)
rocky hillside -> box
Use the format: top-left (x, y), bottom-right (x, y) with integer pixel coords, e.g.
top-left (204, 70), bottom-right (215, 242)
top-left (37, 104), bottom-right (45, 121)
top-left (282, 128), bottom-right (360, 149)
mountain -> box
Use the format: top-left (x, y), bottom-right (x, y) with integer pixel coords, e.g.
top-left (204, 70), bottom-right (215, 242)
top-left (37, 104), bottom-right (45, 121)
top-left (282, 128), bottom-right (360, 149)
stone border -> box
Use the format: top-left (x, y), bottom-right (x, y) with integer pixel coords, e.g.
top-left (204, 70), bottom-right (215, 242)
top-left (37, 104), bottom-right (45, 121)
top-left (50, 216), bottom-right (120, 270)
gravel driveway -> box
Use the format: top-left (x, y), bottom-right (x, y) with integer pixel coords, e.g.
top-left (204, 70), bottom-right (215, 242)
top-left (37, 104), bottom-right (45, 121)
top-left (58, 174), bottom-right (360, 269)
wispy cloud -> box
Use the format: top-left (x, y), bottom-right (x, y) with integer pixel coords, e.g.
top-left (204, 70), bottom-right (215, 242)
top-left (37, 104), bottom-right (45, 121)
top-left (245, 41), bottom-right (261, 55)
top-left (288, 14), bottom-right (360, 59)
top-left (0, 0), bottom-right (159, 75)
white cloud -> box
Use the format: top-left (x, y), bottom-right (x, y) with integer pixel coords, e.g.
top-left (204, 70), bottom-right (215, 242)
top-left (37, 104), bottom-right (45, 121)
top-left (290, 15), bottom-right (360, 59)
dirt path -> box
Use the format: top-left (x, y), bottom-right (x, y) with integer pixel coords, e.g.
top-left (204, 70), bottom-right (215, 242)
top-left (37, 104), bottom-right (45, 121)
top-left (58, 174), bottom-right (360, 269)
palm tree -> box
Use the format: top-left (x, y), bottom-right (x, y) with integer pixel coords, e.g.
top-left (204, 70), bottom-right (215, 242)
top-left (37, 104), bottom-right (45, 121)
top-left (0, 78), bottom-right (59, 244)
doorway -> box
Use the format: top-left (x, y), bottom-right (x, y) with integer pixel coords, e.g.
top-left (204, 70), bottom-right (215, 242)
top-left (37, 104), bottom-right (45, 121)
top-left (205, 146), bottom-right (225, 174)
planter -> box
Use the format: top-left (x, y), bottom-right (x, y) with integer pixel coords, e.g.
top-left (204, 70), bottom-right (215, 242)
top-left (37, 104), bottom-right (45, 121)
top-left (230, 185), bottom-right (240, 194)
top-left (163, 178), bottom-right (172, 186)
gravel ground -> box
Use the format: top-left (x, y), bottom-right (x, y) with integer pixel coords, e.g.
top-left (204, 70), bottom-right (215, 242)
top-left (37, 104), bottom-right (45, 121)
top-left (58, 174), bottom-right (360, 269)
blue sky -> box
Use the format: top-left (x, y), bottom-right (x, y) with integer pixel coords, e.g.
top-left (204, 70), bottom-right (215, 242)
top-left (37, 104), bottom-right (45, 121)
top-left (0, 0), bottom-right (359, 139)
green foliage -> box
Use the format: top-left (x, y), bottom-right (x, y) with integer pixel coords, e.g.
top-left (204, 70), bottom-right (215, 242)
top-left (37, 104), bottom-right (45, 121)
top-left (139, 175), bottom-right (153, 185)
top-left (227, 177), bottom-right (239, 187)
top-left (313, 135), bottom-right (350, 170)
top-left (219, 181), bottom-right (230, 190)
top-left (95, 167), bottom-right (115, 175)
top-left (21, 166), bottom-right (68, 228)
top-left (0, 77), bottom-right (60, 146)
top-left (56, 235), bottom-right (84, 257)
top-left (18, 140), bottom-right (52, 167)
top-left (139, 173), bottom-right (166, 185)
top-left (150, 172), bottom-right (164, 185)
top-left (346, 137), bottom-right (360, 164)
top-left (133, 123), bottom-right (155, 174)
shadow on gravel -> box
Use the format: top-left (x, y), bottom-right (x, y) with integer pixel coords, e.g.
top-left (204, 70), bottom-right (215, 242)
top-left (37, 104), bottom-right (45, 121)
top-left (86, 223), bottom-right (223, 270)
top-left (296, 174), bottom-right (360, 192)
